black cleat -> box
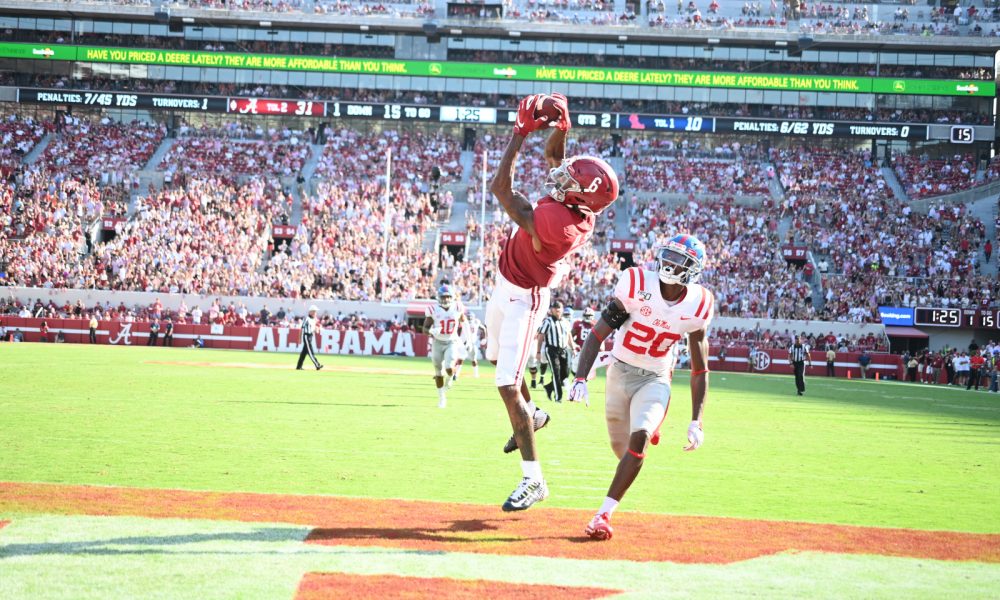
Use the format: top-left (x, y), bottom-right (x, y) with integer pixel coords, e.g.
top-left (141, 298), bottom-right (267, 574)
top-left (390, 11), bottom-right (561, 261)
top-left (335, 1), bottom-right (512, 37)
top-left (317, 364), bottom-right (324, 371)
top-left (502, 410), bottom-right (551, 453)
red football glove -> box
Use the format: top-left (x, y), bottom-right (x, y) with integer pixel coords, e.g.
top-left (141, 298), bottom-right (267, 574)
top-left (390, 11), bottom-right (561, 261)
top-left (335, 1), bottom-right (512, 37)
top-left (550, 92), bottom-right (572, 132)
top-left (513, 94), bottom-right (548, 137)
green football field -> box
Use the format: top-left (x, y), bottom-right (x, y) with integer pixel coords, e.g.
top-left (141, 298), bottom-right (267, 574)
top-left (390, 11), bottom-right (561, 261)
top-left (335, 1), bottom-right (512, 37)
top-left (1, 343), bottom-right (998, 599)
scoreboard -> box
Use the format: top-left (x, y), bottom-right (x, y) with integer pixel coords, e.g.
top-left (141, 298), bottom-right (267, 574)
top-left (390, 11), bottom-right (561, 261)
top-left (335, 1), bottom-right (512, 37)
top-left (16, 87), bottom-right (935, 139)
top-left (914, 307), bottom-right (1000, 329)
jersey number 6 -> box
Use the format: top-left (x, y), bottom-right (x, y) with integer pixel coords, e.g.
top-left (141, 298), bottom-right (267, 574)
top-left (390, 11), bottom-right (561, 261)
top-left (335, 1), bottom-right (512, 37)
top-left (622, 322), bottom-right (680, 358)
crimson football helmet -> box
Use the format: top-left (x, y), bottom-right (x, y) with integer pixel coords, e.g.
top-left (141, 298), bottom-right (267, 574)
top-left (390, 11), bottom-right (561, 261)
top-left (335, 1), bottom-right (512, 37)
top-left (547, 155), bottom-right (619, 215)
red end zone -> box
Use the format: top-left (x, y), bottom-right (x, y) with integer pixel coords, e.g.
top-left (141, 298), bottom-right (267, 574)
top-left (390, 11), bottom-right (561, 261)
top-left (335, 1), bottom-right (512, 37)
top-left (1, 482), bottom-right (998, 564)
top-left (295, 573), bottom-right (620, 600)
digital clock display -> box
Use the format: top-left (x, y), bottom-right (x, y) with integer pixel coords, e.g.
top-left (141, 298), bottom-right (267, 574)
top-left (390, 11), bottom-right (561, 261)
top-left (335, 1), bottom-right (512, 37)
top-left (914, 307), bottom-right (961, 327)
top-left (439, 106), bottom-right (497, 124)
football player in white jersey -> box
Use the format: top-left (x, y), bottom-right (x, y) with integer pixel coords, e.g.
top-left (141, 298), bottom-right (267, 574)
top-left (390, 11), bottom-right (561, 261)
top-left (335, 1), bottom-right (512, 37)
top-left (452, 310), bottom-right (481, 381)
top-left (423, 284), bottom-right (466, 408)
top-left (571, 234), bottom-right (713, 541)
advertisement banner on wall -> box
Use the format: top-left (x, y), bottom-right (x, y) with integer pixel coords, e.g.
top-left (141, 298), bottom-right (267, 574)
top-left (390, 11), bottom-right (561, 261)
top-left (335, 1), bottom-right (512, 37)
top-left (878, 306), bottom-right (915, 326)
top-left (0, 317), bottom-right (430, 357)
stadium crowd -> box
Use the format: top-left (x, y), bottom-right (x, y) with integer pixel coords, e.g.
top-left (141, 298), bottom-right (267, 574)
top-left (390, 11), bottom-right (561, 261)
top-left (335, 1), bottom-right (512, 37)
top-left (624, 137), bottom-right (769, 195)
top-left (1, 112), bottom-right (996, 325)
top-left (159, 133), bottom-right (312, 179)
top-left (893, 153), bottom-right (979, 199)
top-left (315, 127), bottom-right (463, 187)
top-left (0, 295), bottom-right (412, 333)
top-left (714, 326), bottom-right (888, 353)
top-left (39, 117), bottom-right (165, 184)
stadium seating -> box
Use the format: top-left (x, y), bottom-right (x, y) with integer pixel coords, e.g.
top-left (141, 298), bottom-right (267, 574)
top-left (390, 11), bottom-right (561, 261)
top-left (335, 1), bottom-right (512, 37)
top-left (159, 134), bottom-right (312, 178)
top-left (0, 115), bottom-right (47, 178)
top-left (714, 326), bottom-right (887, 353)
top-left (624, 137), bottom-right (769, 195)
top-left (893, 153), bottom-right (979, 199)
top-left (770, 147), bottom-right (891, 201)
top-left (281, 180), bottom-right (438, 301)
top-left (39, 119), bottom-right (165, 182)
top-left (314, 128), bottom-right (462, 186)
top-left (630, 198), bottom-right (815, 320)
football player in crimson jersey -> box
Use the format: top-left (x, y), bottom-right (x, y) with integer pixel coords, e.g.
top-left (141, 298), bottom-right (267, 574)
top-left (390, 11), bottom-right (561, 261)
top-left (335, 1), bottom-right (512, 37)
top-left (487, 93), bottom-right (620, 512)
top-left (572, 235), bottom-right (713, 540)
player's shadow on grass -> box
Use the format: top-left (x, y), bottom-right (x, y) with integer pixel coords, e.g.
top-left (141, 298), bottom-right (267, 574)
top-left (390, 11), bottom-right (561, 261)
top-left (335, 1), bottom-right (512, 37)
top-left (0, 528), bottom-right (314, 558)
top-left (307, 518), bottom-right (563, 545)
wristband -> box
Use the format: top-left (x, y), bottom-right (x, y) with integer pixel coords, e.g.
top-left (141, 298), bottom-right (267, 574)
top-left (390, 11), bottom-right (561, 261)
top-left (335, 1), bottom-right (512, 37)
top-left (691, 369), bottom-right (710, 376)
top-left (574, 377), bottom-right (586, 383)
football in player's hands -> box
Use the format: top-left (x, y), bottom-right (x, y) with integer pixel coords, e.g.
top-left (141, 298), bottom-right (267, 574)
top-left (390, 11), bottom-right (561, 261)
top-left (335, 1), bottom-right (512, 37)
top-left (546, 93), bottom-right (572, 131)
top-left (534, 94), bottom-right (569, 130)
top-left (514, 94), bottom-right (569, 136)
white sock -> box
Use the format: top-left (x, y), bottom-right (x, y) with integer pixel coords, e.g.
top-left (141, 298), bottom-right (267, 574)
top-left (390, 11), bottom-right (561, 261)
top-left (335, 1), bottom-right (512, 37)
top-left (473, 365), bottom-right (479, 377)
top-left (521, 460), bottom-right (543, 481)
top-left (438, 388), bottom-right (446, 400)
top-left (525, 399), bottom-right (537, 414)
top-left (598, 496), bottom-right (620, 516)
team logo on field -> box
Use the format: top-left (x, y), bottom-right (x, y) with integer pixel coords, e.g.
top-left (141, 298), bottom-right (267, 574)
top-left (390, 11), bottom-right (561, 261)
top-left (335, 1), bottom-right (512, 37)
top-left (751, 350), bottom-right (771, 371)
top-left (108, 323), bottom-right (133, 346)
top-left (640, 306), bottom-right (652, 317)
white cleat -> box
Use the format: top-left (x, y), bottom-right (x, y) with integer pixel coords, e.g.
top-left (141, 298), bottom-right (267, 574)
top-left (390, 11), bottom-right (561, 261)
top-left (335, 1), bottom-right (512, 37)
top-left (502, 477), bottom-right (549, 512)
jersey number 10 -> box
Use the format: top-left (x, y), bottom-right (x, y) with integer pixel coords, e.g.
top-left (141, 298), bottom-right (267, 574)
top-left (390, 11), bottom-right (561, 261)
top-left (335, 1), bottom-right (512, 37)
top-left (622, 323), bottom-right (680, 358)
top-left (440, 319), bottom-right (457, 335)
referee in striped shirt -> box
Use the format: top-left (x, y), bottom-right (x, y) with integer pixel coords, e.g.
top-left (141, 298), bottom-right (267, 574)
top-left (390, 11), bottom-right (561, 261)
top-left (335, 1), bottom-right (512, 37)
top-left (296, 305), bottom-right (324, 371)
top-left (537, 301), bottom-right (572, 403)
top-left (789, 335), bottom-right (812, 396)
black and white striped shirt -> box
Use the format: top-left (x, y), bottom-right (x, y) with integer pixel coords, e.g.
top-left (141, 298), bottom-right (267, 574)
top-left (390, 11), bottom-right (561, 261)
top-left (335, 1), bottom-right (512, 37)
top-left (302, 317), bottom-right (317, 337)
top-left (789, 343), bottom-right (809, 363)
top-left (538, 316), bottom-right (570, 350)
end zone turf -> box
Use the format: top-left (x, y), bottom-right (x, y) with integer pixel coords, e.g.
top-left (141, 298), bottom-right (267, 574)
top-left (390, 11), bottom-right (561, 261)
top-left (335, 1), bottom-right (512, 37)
top-left (295, 573), bottom-right (621, 599)
top-left (2, 482), bottom-right (997, 564)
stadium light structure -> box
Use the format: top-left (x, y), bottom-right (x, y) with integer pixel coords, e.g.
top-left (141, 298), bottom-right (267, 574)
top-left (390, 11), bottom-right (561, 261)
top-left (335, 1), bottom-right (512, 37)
top-left (775, 40), bottom-right (788, 47)
top-left (360, 25), bottom-right (370, 31)
top-left (618, 35), bottom-right (628, 42)
top-left (259, 20), bottom-right (271, 27)
top-left (707, 38), bottom-right (720, 45)
top-left (450, 29), bottom-right (462, 35)
top-left (182, 17), bottom-right (195, 24)
top-left (509, 31), bottom-right (521, 38)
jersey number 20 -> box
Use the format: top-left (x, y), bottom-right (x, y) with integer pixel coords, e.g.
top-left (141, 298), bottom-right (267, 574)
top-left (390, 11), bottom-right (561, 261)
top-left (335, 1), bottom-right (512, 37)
top-left (622, 323), bottom-right (680, 357)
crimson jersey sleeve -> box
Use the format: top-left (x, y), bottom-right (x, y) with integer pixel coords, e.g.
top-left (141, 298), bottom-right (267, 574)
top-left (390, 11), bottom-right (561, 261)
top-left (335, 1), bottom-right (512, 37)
top-left (612, 267), bottom-right (651, 314)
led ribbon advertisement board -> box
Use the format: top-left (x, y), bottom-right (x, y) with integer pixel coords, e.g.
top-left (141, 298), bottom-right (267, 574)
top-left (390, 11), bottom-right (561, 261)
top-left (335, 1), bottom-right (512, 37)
top-left (15, 88), bottom-right (936, 139)
top-left (1, 42), bottom-right (993, 97)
